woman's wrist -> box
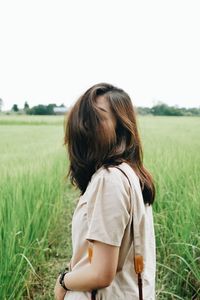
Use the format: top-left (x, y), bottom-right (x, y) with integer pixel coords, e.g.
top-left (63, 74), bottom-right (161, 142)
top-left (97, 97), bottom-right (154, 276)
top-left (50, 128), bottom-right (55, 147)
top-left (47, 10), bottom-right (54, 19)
top-left (59, 269), bottom-right (71, 291)
top-left (63, 272), bottom-right (71, 291)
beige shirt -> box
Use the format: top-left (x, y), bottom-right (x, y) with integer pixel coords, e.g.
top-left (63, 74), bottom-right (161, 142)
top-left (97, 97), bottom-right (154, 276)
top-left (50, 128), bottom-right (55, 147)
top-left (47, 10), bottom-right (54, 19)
top-left (64, 162), bottom-right (156, 300)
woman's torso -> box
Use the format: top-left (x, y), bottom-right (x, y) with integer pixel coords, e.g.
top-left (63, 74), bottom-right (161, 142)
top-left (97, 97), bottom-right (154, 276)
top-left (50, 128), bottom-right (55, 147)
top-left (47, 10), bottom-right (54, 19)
top-left (64, 162), bottom-right (156, 300)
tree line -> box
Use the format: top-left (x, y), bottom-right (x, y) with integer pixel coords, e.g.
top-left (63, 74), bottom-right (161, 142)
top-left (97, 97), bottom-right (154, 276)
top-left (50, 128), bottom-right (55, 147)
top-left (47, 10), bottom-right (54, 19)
top-left (137, 102), bottom-right (200, 116)
top-left (0, 100), bottom-right (199, 116)
top-left (10, 102), bottom-right (66, 115)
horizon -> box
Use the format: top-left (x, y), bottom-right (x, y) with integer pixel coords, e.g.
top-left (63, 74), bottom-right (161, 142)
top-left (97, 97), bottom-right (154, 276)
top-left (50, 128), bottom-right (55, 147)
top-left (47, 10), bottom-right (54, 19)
top-left (1, 100), bottom-right (199, 112)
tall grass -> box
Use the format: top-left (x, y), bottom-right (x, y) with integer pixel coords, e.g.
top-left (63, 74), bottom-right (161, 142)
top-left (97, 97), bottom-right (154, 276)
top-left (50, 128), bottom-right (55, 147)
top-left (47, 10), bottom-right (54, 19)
top-left (0, 116), bottom-right (200, 299)
top-left (0, 123), bottom-right (72, 299)
top-left (138, 116), bottom-right (200, 299)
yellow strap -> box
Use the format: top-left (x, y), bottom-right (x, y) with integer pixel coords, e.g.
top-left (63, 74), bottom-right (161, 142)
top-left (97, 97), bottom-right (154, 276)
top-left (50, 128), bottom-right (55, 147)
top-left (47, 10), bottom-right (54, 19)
top-left (134, 255), bottom-right (144, 274)
top-left (88, 246), bottom-right (93, 263)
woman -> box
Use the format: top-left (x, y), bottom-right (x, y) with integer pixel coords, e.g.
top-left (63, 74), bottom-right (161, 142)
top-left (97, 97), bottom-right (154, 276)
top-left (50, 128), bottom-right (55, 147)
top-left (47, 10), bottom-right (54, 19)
top-left (54, 83), bottom-right (156, 300)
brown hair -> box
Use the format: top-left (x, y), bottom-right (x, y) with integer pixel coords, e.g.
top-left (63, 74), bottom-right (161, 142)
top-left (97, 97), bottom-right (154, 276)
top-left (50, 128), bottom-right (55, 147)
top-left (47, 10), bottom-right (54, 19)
top-left (64, 83), bottom-right (155, 205)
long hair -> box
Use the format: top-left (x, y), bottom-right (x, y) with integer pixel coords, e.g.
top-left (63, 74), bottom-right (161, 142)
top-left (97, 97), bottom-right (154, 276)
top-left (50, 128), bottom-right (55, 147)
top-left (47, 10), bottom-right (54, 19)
top-left (64, 83), bottom-right (155, 205)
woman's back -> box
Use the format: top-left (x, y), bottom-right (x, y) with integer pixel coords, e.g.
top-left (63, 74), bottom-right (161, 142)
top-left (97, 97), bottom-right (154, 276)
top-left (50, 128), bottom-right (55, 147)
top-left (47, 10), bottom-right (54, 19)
top-left (64, 161), bottom-right (156, 299)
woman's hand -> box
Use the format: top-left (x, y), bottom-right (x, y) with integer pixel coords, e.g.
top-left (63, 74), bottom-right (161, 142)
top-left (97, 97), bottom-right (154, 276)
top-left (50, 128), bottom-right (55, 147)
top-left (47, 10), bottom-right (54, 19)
top-left (54, 275), bottom-right (67, 300)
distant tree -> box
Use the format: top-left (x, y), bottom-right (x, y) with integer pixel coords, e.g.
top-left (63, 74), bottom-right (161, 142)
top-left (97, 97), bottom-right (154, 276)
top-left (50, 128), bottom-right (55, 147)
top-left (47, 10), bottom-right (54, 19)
top-left (24, 101), bottom-right (29, 110)
top-left (136, 106), bottom-right (152, 115)
top-left (12, 104), bottom-right (19, 112)
top-left (187, 107), bottom-right (200, 116)
top-left (28, 105), bottom-right (47, 115)
top-left (136, 102), bottom-right (200, 116)
top-left (27, 103), bottom-right (56, 115)
top-left (46, 103), bottom-right (56, 114)
top-left (151, 103), bottom-right (183, 116)
top-left (0, 98), bottom-right (3, 111)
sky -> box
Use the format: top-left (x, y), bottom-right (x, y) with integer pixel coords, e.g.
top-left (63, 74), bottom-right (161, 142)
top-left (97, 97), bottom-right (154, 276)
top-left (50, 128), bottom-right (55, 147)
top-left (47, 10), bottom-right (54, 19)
top-left (0, 0), bottom-right (200, 111)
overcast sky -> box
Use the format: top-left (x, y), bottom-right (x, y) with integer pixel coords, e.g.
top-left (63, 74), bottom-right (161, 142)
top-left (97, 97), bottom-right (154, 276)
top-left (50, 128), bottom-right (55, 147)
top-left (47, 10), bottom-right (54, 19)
top-left (0, 0), bottom-right (200, 111)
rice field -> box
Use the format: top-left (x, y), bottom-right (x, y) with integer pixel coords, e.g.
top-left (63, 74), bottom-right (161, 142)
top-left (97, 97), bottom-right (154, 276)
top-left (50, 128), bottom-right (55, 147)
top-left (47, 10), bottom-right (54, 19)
top-left (0, 114), bottom-right (199, 299)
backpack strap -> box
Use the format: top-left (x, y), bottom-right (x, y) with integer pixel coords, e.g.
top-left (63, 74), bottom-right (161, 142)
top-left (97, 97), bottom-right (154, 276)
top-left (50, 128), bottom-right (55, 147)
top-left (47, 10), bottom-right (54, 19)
top-left (114, 166), bottom-right (144, 300)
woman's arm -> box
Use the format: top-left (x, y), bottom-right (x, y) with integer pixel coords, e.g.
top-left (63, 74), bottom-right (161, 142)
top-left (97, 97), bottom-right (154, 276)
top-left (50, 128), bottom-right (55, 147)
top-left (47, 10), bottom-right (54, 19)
top-left (64, 240), bottom-right (119, 291)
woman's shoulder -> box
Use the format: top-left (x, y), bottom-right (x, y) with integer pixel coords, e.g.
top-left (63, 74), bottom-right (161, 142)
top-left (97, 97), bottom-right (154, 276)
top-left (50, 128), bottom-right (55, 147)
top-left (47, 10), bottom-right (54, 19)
top-left (91, 162), bottom-right (132, 186)
top-left (85, 162), bottom-right (138, 201)
top-left (85, 163), bottom-right (132, 213)
top-left (92, 162), bottom-right (138, 183)
top-left (81, 162), bottom-right (140, 203)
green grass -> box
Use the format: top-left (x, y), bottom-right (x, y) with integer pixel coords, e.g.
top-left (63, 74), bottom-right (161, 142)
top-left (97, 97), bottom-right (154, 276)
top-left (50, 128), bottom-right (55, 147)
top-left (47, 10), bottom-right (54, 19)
top-left (0, 114), bottom-right (65, 125)
top-left (138, 116), bottom-right (200, 299)
top-left (0, 118), bottom-right (77, 299)
top-left (0, 115), bottom-right (200, 299)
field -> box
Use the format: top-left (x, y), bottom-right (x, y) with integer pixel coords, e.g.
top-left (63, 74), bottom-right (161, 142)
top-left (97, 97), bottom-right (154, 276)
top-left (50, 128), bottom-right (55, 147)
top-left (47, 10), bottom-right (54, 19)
top-left (0, 115), bottom-right (200, 299)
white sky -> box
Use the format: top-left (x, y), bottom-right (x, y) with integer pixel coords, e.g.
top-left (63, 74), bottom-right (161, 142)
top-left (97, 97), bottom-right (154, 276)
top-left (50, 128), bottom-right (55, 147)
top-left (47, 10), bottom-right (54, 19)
top-left (0, 0), bottom-right (200, 111)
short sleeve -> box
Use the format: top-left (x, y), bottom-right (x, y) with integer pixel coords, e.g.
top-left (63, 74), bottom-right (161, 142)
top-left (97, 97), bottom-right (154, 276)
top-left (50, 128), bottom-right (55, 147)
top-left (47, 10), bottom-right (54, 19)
top-left (85, 168), bottom-right (131, 247)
